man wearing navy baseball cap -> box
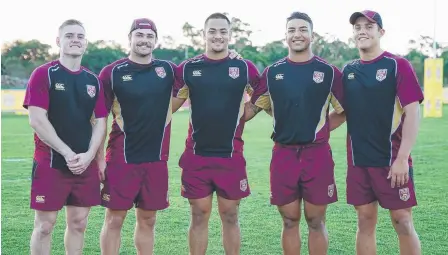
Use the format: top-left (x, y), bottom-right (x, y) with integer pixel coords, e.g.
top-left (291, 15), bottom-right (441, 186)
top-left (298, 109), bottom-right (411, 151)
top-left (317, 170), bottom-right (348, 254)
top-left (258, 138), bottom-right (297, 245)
top-left (97, 18), bottom-right (178, 254)
top-left (330, 10), bottom-right (423, 255)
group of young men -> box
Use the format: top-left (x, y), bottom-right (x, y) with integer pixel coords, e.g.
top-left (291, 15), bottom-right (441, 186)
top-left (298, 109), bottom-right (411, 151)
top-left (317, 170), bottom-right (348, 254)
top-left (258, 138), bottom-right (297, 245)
top-left (23, 9), bottom-right (423, 255)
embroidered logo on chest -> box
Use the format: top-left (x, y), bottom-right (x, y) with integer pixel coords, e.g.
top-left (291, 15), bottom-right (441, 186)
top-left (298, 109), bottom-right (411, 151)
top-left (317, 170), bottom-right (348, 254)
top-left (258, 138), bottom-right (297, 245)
top-left (229, 67), bottom-right (239, 79)
top-left (313, 71), bottom-right (324, 83)
top-left (376, 69), bottom-right (387, 82)
top-left (155, 67), bottom-right (166, 78)
top-left (86, 85), bottom-right (96, 98)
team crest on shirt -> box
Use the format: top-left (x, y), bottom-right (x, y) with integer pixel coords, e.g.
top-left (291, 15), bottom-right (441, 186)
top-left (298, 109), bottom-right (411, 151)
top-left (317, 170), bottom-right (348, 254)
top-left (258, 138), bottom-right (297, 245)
top-left (328, 184), bottom-right (335, 197)
top-left (376, 69), bottom-right (388, 82)
top-left (313, 71), bottom-right (324, 83)
top-left (229, 67), bottom-right (240, 79)
top-left (399, 187), bottom-right (410, 201)
top-left (155, 67), bottom-right (166, 78)
top-left (240, 179), bottom-right (247, 192)
top-left (86, 85), bottom-right (96, 98)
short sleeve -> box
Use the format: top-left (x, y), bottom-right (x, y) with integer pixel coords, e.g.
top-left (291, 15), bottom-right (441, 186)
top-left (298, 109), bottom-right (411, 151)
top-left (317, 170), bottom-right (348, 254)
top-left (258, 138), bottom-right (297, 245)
top-left (396, 58), bottom-right (424, 107)
top-left (23, 66), bottom-right (50, 110)
top-left (245, 60), bottom-right (270, 110)
top-left (93, 79), bottom-right (108, 118)
top-left (98, 65), bottom-right (115, 113)
top-left (330, 66), bottom-right (344, 113)
top-left (173, 60), bottom-right (189, 99)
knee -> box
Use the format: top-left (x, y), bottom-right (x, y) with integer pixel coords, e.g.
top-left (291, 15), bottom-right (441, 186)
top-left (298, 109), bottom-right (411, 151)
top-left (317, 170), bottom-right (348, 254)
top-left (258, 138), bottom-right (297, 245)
top-left (282, 215), bottom-right (300, 230)
top-left (137, 214), bottom-right (157, 229)
top-left (305, 215), bottom-right (325, 232)
top-left (105, 213), bottom-right (126, 230)
top-left (34, 219), bottom-right (56, 236)
top-left (357, 211), bottom-right (377, 234)
top-left (68, 216), bottom-right (88, 233)
top-left (191, 207), bottom-right (211, 226)
top-left (390, 210), bottom-right (414, 235)
top-left (219, 209), bottom-right (239, 226)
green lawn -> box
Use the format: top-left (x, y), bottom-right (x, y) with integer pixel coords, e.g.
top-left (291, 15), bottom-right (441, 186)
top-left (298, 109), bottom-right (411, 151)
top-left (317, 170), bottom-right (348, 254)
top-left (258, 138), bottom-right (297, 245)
top-left (2, 107), bottom-right (448, 254)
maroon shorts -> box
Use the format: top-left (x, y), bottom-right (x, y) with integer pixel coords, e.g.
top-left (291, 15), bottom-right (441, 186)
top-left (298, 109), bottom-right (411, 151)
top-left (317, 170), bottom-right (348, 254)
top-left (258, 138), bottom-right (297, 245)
top-left (30, 159), bottom-right (101, 211)
top-left (179, 150), bottom-right (250, 200)
top-left (270, 142), bottom-right (337, 206)
top-left (346, 165), bottom-right (417, 210)
top-left (101, 161), bottom-right (169, 211)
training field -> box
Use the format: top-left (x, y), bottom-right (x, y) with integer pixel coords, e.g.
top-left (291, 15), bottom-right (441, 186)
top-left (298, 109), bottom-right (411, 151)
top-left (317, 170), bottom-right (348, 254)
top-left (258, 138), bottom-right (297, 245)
top-left (1, 107), bottom-right (448, 254)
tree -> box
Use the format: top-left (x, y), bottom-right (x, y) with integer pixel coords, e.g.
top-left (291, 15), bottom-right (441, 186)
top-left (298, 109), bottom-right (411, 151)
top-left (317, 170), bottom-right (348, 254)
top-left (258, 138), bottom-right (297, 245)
top-left (81, 40), bottom-right (127, 74)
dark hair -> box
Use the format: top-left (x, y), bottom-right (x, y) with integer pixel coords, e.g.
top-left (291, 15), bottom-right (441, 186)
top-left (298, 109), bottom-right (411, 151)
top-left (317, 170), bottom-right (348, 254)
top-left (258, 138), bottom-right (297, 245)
top-left (286, 12), bottom-right (313, 31)
top-left (204, 12), bottom-right (231, 27)
top-left (59, 19), bottom-right (84, 32)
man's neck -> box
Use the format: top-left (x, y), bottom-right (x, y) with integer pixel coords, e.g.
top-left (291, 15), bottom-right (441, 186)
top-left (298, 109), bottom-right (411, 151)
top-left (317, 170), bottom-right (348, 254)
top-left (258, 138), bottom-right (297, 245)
top-left (359, 47), bottom-right (384, 61)
top-left (59, 55), bottom-right (82, 72)
top-left (205, 49), bottom-right (228, 60)
top-left (288, 49), bottom-right (314, 63)
top-left (129, 53), bottom-right (152, 65)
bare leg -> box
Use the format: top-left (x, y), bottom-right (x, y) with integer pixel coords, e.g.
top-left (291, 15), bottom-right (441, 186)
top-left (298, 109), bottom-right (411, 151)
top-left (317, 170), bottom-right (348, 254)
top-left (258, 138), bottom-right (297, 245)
top-left (390, 208), bottom-right (421, 255)
top-left (30, 210), bottom-right (58, 255)
top-left (134, 208), bottom-right (157, 255)
top-left (100, 209), bottom-right (128, 255)
top-left (278, 199), bottom-right (301, 255)
top-left (303, 201), bottom-right (328, 255)
top-left (217, 196), bottom-right (241, 255)
top-left (355, 202), bottom-right (378, 255)
top-left (188, 195), bottom-right (213, 255)
top-left (65, 206), bottom-right (91, 255)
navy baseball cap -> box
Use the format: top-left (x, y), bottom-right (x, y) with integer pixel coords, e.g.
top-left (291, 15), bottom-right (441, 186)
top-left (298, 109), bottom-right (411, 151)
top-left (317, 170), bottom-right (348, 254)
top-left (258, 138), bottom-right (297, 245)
top-left (129, 18), bottom-right (158, 37)
top-left (349, 10), bottom-right (383, 28)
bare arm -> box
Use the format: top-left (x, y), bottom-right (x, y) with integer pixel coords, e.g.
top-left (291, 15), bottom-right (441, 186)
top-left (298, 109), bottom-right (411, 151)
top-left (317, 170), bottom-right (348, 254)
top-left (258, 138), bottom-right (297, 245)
top-left (95, 116), bottom-right (108, 162)
top-left (172, 97), bottom-right (187, 113)
top-left (396, 102), bottom-right (420, 160)
top-left (28, 106), bottom-right (73, 157)
top-left (244, 102), bottom-right (263, 121)
top-left (329, 110), bottom-right (346, 131)
top-left (89, 117), bottom-right (107, 159)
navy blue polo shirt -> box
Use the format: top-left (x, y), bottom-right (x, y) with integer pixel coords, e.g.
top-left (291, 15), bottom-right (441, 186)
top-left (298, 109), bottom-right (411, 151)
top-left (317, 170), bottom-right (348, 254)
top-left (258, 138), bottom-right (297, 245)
top-left (100, 58), bottom-right (177, 164)
top-left (342, 51), bottom-right (424, 167)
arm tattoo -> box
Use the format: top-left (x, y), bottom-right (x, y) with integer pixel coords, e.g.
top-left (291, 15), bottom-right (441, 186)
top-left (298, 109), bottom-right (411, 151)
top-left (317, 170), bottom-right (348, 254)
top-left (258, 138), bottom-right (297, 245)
top-left (249, 103), bottom-right (262, 114)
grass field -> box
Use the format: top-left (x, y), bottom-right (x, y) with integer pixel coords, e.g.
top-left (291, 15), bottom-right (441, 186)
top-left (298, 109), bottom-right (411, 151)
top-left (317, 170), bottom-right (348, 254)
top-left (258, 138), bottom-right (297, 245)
top-left (1, 107), bottom-right (448, 255)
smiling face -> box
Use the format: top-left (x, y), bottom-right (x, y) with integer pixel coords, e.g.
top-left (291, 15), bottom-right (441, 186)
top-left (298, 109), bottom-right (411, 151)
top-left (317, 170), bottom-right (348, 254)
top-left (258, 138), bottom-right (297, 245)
top-left (129, 28), bottom-right (157, 57)
top-left (57, 24), bottom-right (87, 57)
top-left (352, 16), bottom-right (384, 51)
top-left (285, 18), bottom-right (313, 53)
top-left (204, 18), bottom-right (231, 54)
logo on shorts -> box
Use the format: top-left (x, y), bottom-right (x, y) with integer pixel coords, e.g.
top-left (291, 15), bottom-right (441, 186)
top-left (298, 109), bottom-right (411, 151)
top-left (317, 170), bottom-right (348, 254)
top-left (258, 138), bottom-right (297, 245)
top-left (86, 85), bottom-right (96, 98)
top-left (240, 179), bottom-right (248, 192)
top-left (229, 67), bottom-right (240, 79)
top-left (376, 69), bottom-right (387, 82)
top-left (313, 71), bottom-right (324, 83)
top-left (328, 184), bottom-right (335, 197)
top-left (155, 67), bottom-right (166, 78)
top-left (399, 187), bottom-right (410, 201)
top-left (35, 195), bottom-right (45, 203)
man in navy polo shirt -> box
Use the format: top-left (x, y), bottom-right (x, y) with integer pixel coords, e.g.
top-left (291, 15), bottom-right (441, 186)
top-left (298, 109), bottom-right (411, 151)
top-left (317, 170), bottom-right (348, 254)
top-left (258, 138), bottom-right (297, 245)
top-left (330, 10), bottom-right (423, 255)
top-left (23, 19), bottom-right (107, 255)
top-left (173, 12), bottom-right (270, 255)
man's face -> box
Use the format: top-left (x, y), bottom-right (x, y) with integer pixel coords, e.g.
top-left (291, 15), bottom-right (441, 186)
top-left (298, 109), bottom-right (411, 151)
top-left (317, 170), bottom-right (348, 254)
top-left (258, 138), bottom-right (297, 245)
top-left (204, 18), bottom-right (231, 53)
top-left (129, 28), bottom-right (157, 57)
top-left (353, 16), bottom-right (384, 50)
top-left (285, 18), bottom-right (313, 53)
top-left (57, 25), bottom-right (87, 57)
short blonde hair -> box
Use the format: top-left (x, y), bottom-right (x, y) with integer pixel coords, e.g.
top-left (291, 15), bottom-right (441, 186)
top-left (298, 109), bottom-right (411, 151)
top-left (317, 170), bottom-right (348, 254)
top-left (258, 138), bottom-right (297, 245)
top-left (59, 19), bottom-right (84, 33)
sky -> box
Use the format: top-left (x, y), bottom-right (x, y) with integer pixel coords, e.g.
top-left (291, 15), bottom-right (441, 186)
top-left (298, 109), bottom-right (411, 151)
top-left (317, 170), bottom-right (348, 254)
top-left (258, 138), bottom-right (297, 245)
top-left (1, 0), bottom-right (447, 55)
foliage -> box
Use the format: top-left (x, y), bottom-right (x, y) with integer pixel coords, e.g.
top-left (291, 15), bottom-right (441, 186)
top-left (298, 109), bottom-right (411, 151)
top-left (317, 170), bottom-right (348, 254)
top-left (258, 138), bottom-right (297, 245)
top-left (1, 15), bottom-right (447, 87)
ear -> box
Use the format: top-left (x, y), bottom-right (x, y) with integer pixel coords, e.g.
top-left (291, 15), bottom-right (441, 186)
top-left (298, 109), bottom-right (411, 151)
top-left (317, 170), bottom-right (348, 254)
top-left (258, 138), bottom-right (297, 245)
top-left (379, 29), bottom-right (385, 37)
top-left (56, 37), bottom-right (61, 47)
top-left (310, 31), bottom-right (315, 43)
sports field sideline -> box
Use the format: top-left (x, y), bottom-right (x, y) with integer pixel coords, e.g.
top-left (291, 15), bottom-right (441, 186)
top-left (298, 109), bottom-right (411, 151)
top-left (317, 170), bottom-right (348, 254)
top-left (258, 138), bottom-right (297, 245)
top-left (1, 106), bottom-right (447, 254)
